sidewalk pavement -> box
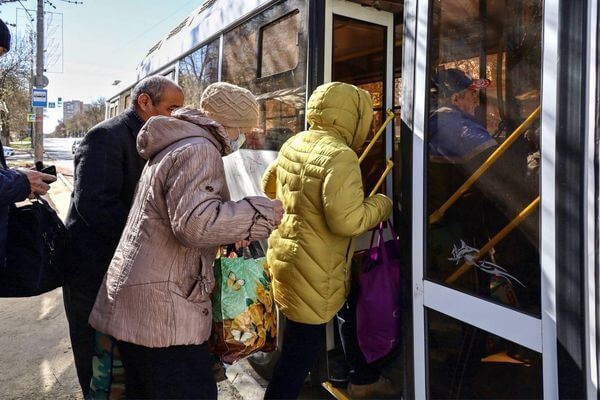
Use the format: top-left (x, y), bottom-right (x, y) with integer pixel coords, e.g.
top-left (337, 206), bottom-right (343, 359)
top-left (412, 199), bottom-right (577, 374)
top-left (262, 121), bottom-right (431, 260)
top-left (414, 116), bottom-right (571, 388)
top-left (46, 173), bottom-right (73, 221)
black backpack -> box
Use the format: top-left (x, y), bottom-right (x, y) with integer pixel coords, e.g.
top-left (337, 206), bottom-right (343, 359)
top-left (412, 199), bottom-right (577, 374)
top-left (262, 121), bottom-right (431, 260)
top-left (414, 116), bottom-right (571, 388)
top-left (0, 196), bottom-right (67, 297)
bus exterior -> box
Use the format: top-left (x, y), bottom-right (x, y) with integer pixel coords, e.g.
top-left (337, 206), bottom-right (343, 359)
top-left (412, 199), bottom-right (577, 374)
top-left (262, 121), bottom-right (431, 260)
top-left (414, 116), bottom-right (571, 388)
top-left (106, 1), bottom-right (599, 399)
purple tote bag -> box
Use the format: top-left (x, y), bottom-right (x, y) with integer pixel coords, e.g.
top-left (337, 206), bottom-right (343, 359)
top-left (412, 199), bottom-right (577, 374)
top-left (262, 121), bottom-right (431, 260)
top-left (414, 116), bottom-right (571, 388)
top-left (356, 221), bottom-right (401, 363)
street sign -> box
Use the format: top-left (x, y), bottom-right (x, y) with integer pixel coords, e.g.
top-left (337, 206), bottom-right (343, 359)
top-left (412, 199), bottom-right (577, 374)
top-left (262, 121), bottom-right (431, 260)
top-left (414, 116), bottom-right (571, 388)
top-left (27, 113), bottom-right (35, 122)
top-left (32, 89), bottom-right (48, 108)
top-left (48, 102), bottom-right (55, 108)
top-left (57, 97), bottom-right (63, 107)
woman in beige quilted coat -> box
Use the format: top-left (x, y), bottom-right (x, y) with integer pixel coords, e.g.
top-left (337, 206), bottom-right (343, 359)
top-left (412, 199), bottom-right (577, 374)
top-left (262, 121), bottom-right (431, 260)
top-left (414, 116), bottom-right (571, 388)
top-left (89, 82), bottom-right (283, 400)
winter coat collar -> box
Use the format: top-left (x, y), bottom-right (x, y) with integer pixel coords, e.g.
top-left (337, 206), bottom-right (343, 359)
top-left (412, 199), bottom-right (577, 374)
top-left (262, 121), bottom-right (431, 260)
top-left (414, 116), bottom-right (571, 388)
top-left (136, 107), bottom-right (232, 160)
top-left (121, 108), bottom-right (145, 141)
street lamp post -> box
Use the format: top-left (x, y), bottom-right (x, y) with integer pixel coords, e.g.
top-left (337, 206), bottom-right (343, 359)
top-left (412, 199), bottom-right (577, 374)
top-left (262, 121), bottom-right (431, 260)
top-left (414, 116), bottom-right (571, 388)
top-left (33, 0), bottom-right (44, 163)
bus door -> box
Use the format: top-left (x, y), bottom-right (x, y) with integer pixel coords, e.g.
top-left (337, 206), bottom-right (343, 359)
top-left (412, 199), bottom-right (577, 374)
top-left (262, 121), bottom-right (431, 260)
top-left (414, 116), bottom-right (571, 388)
top-left (409, 0), bottom-right (552, 398)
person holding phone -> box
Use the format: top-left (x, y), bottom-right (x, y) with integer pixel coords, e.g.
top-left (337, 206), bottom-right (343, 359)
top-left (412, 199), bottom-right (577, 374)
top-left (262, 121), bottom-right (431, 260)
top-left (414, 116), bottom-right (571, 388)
top-left (0, 18), bottom-right (56, 270)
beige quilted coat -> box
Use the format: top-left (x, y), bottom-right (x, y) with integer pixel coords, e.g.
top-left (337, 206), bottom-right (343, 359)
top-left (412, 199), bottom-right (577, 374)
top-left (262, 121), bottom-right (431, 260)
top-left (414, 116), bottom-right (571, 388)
top-left (89, 107), bottom-right (278, 348)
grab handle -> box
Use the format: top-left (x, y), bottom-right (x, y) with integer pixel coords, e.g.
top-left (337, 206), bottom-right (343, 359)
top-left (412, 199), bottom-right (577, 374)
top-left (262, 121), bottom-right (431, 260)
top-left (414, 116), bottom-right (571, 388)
top-left (369, 159), bottom-right (394, 197)
top-left (359, 109), bottom-right (395, 164)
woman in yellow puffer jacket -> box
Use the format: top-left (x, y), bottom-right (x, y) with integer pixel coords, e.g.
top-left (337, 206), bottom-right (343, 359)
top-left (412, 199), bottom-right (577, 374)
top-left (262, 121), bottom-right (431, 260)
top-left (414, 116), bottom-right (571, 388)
top-left (262, 82), bottom-right (392, 399)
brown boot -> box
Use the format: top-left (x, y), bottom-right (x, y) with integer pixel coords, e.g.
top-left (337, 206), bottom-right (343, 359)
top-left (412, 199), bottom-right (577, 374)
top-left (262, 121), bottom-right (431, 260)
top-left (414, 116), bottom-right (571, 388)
top-left (347, 376), bottom-right (401, 399)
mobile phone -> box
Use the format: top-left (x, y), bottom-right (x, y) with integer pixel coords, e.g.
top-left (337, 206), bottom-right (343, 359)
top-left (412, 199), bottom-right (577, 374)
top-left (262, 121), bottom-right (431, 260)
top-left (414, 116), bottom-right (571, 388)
top-left (41, 165), bottom-right (56, 177)
top-left (40, 165), bottom-right (57, 184)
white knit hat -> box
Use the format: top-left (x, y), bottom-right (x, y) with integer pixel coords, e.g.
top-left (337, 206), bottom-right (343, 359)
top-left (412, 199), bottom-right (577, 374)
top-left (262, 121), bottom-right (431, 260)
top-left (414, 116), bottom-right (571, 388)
top-left (199, 82), bottom-right (260, 129)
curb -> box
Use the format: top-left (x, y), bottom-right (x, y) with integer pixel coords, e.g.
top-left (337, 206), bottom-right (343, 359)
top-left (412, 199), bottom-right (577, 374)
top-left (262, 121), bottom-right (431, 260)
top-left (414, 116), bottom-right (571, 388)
top-left (57, 172), bottom-right (73, 191)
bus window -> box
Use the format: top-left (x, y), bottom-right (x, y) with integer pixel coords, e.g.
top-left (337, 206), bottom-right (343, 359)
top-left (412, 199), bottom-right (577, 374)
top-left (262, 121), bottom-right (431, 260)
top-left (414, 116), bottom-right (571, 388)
top-left (178, 39), bottom-right (220, 108)
top-left (425, 0), bottom-right (543, 398)
top-left (123, 94), bottom-right (131, 110)
top-left (222, 25), bottom-right (257, 87)
top-left (259, 10), bottom-right (300, 78)
top-left (222, 0), bottom-right (307, 151)
top-left (163, 69), bottom-right (176, 81)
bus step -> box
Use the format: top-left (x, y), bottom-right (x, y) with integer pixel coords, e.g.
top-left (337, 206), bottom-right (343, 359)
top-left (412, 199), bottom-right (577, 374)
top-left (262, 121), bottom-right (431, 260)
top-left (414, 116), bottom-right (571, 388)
top-left (322, 381), bottom-right (350, 400)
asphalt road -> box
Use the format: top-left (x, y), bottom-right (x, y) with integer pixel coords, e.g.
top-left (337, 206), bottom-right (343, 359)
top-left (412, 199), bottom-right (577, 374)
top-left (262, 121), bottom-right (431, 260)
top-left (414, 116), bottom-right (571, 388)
top-left (43, 137), bottom-right (79, 175)
top-left (4, 137), bottom-right (77, 176)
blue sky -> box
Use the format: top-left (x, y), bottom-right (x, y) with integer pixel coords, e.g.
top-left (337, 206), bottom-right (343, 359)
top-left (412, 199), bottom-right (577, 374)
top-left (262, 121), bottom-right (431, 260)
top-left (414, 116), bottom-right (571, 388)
top-left (0, 0), bottom-right (202, 132)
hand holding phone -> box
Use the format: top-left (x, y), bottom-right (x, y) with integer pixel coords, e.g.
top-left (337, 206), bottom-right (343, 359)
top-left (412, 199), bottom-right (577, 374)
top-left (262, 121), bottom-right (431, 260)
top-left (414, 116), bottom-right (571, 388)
top-left (41, 165), bottom-right (56, 177)
top-left (17, 168), bottom-right (57, 196)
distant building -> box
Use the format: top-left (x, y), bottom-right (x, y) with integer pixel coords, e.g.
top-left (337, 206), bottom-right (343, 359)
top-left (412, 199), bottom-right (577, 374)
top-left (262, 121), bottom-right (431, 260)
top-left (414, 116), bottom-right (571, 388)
top-left (63, 100), bottom-right (84, 121)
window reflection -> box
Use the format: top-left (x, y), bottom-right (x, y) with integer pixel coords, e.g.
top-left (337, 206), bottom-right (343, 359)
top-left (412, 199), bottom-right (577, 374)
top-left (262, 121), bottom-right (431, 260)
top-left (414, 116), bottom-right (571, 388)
top-left (260, 11), bottom-right (300, 77)
top-left (428, 309), bottom-right (542, 399)
top-left (426, 0), bottom-right (543, 316)
top-left (222, 1), bottom-right (307, 151)
top-left (178, 40), bottom-right (220, 108)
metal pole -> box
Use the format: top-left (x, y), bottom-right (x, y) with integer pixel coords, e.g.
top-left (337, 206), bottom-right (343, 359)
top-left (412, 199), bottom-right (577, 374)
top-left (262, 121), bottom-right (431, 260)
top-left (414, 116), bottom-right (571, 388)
top-left (29, 30), bottom-right (34, 147)
top-left (33, 0), bottom-right (44, 163)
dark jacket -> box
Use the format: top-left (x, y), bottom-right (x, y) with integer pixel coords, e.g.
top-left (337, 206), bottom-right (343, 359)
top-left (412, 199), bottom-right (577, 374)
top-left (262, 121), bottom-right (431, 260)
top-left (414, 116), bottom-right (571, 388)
top-left (65, 108), bottom-right (145, 289)
top-left (0, 142), bottom-right (30, 268)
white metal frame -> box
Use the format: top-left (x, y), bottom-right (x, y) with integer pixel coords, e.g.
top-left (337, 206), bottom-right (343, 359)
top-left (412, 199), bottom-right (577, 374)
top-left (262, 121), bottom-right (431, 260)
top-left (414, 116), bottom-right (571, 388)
top-left (411, 0), bottom-right (559, 398)
top-left (411, 0), bottom-right (429, 396)
top-left (540, 0), bottom-right (559, 397)
top-left (584, 0), bottom-right (599, 397)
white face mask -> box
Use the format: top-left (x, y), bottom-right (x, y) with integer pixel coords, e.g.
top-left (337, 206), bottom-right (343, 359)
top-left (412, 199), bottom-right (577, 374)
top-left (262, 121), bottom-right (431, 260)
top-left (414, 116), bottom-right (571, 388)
top-left (228, 130), bottom-right (246, 152)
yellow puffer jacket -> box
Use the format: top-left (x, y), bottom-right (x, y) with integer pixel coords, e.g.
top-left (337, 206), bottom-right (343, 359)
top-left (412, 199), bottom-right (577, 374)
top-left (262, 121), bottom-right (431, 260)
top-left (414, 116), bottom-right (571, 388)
top-left (262, 82), bottom-right (392, 324)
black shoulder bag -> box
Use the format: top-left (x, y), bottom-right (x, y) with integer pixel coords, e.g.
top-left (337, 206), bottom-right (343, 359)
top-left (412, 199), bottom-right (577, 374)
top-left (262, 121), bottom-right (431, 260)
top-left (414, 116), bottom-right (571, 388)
top-left (0, 196), bottom-right (67, 297)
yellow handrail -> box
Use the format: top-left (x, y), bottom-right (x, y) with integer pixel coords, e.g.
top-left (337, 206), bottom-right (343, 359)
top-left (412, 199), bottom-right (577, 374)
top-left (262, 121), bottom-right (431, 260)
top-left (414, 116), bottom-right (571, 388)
top-left (445, 196), bottom-right (540, 284)
top-left (369, 159), bottom-right (394, 197)
top-left (358, 108), bottom-right (395, 164)
top-left (429, 106), bottom-right (541, 225)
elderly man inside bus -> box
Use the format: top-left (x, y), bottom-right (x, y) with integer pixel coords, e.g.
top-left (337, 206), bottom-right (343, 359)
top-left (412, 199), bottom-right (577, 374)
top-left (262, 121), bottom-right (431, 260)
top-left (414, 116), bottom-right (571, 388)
top-left (426, 67), bottom-right (499, 284)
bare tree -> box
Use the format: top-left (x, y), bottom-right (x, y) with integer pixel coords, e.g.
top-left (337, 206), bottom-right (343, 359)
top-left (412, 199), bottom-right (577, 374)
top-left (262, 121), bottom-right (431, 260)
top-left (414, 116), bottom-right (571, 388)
top-left (0, 35), bottom-right (32, 145)
top-left (60, 97), bottom-right (106, 137)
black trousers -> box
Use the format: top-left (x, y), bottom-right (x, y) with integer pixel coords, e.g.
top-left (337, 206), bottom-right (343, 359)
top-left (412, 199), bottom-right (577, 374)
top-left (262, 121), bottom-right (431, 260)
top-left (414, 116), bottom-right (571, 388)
top-left (264, 319), bottom-right (324, 399)
top-left (62, 280), bottom-right (98, 397)
top-left (117, 340), bottom-right (217, 400)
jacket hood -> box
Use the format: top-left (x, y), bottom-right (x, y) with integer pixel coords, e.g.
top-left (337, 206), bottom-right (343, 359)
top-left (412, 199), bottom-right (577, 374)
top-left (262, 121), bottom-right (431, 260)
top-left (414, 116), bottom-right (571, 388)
top-left (306, 82), bottom-right (373, 151)
top-left (137, 106), bottom-right (231, 160)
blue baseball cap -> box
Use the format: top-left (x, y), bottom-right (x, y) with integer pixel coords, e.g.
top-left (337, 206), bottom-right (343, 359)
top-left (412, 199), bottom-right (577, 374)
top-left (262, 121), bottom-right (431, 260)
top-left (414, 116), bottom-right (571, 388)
top-left (433, 68), bottom-right (490, 97)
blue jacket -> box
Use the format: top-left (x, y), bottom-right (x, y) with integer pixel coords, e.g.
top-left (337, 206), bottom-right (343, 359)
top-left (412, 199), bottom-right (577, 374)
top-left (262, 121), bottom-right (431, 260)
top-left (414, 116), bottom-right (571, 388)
top-left (0, 142), bottom-right (31, 267)
top-left (428, 106), bottom-right (497, 164)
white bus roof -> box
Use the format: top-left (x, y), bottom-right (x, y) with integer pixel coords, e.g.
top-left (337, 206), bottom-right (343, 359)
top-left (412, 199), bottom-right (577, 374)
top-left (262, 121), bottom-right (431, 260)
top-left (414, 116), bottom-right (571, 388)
top-left (136, 0), bottom-right (274, 81)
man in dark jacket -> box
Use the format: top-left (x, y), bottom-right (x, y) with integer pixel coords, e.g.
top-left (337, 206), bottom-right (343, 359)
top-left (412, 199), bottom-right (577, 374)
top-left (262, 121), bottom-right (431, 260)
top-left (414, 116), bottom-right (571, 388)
top-left (63, 75), bottom-right (183, 397)
top-left (0, 18), bottom-right (56, 268)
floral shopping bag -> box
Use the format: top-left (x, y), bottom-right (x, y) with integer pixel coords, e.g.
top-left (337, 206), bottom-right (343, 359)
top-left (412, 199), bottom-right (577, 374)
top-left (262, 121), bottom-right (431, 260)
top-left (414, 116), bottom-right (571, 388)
top-left (211, 243), bottom-right (277, 364)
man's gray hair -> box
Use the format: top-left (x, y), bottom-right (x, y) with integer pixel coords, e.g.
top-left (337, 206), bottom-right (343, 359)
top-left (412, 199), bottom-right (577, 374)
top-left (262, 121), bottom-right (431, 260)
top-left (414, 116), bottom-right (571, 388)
top-left (130, 75), bottom-right (179, 107)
